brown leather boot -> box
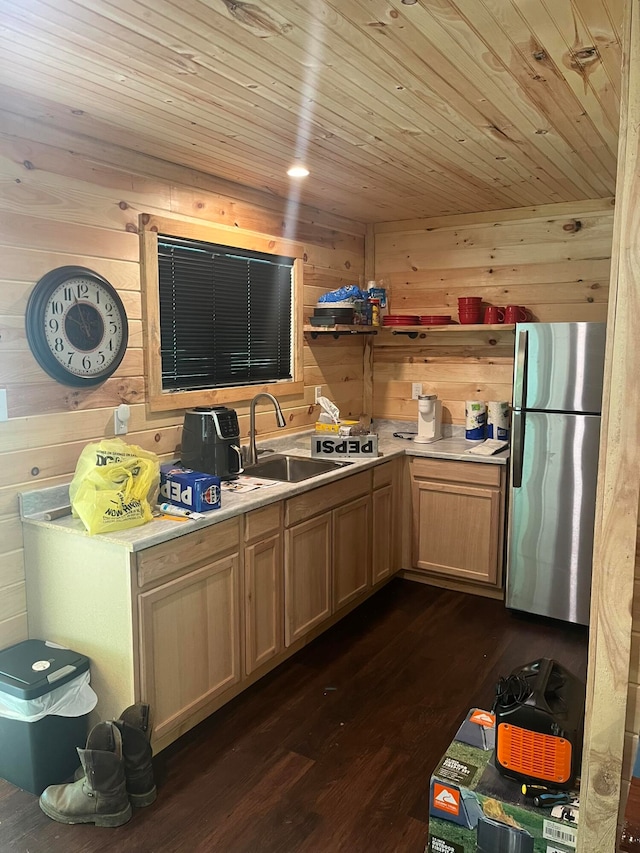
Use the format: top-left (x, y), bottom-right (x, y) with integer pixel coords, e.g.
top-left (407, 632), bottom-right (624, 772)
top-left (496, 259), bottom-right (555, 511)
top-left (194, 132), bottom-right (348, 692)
top-left (39, 721), bottom-right (132, 827)
top-left (116, 703), bottom-right (156, 807)
top-left (72, 702), bottom-right (156, 807)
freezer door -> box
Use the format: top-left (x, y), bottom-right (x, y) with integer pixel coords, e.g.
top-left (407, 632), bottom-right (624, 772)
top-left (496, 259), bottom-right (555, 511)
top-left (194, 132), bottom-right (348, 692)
top-left (506, 411), bottom-right (600, 625)
top-left (514, 322), bottom-right (605, 413)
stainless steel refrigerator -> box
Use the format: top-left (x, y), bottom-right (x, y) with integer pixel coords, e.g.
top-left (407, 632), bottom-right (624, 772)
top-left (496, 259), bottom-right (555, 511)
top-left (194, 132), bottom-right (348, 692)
top-left (506, 322), bottom-right (606, 625)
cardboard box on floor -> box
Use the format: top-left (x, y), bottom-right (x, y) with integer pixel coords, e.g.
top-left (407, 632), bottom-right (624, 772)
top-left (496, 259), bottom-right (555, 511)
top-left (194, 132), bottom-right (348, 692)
top-left (427, 709), bottom-right (579, 853)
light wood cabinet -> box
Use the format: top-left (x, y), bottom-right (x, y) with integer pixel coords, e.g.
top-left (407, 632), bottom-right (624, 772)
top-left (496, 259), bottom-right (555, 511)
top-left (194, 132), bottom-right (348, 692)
top-left (372, 483), bottom-right (394, 585)
top-left (333, 494), bottom-right (371, 612)
top-left (23, 459), bottom-right (401, 754)
top-left (410, 457), bottom-right (506, 588)
top-left (244, 504), bottom-right (283, 675)
top-left (284, 511), bottom-right (332, 646)
top-left (283, 462), bottom-right (401, 639)
top-left (372, 459), bottom-right (399, 585)
top-left (138, 552), bottom-right (241, 743)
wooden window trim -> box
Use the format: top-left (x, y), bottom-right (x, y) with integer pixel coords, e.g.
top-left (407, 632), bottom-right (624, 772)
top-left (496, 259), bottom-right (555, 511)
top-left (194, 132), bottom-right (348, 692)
top-left (139, 214), bottom-right (304, 412)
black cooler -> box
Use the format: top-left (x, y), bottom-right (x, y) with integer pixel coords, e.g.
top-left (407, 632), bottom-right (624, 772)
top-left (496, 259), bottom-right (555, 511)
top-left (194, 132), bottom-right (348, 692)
top-left (0, 640), bottom-right (92, 794)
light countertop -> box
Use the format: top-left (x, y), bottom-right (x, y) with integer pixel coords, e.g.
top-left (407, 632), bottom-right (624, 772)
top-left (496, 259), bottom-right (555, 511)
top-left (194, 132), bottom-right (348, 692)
top-left (20, 420), bottom-right (509, 552)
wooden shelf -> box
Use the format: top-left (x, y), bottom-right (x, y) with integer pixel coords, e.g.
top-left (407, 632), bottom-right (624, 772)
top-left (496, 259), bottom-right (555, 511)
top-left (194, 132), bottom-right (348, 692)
top-left (303, 323), bottom-right (515, 339)
top-left (303, 324), bottom-right (379, 339)
top-left (381, 323), bottom-right (515, 333)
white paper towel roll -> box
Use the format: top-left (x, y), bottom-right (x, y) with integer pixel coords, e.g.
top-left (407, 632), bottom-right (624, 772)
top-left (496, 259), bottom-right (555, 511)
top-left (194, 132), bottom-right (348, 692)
top-left (487, 401), bottom-right (510, 439)
top-left (465, 401), bottom-right (486, 440)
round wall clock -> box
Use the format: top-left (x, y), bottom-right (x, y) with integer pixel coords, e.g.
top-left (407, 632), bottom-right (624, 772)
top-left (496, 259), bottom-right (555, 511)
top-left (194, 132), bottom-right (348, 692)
top-left (26, 266), bottom-right (129, 387)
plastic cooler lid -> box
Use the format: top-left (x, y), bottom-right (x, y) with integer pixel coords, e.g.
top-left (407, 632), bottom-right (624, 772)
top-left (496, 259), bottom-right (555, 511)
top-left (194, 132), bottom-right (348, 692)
top-left (0, 639), bottom-right (90, 699)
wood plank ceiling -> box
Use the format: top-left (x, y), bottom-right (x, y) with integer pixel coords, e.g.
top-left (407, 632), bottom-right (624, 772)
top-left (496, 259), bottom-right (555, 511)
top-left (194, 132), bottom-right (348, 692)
top-left (0, 0), bottom-right (623, 223)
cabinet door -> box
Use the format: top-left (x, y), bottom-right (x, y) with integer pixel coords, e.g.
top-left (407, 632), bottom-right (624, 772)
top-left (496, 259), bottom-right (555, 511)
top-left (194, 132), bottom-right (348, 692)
top-left (372, 484), bottom-right (394, 585)
top-left (244, 532), bottom-right (283, 675)
top-left (138, 553), bottom-right (240, 742)
top-left (284, 512), bottom-right (332, 646)
top-left (412, 480), bottom-right (501, 585)
top-left (333, 494), bottom-right (371, 612)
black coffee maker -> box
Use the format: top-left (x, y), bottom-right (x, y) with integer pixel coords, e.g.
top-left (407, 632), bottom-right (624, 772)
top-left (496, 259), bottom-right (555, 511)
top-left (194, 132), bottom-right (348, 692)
top-left (181, 407), bottom-right (243, 480)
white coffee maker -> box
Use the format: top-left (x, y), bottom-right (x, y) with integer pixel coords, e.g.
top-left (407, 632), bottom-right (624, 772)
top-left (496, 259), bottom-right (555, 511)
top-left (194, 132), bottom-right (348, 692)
top-left (414, 394), bottom-right (442, 444)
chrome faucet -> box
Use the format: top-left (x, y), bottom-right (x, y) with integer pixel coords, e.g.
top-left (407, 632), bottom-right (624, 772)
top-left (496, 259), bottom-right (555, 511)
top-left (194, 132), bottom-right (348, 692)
top-left (245, 393), bottom-right (286, 466)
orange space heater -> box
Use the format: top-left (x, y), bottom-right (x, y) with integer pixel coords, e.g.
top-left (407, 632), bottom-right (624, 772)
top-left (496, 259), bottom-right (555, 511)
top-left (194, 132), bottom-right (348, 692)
top-left (493, 658), bottom-right (585, 790)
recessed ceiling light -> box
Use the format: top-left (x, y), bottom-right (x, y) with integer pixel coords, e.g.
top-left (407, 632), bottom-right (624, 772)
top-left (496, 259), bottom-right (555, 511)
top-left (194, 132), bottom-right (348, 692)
top-left (401, 0), bottom-right (418, 4)
top-left (287, 166), bottom-right (309, 178)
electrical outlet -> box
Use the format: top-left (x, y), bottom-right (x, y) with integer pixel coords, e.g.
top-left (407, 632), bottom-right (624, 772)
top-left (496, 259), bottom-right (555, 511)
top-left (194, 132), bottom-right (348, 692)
top-left (411, 382), bottom-right (422, 400)
top-left (315, 386), bottom-right (322, 403)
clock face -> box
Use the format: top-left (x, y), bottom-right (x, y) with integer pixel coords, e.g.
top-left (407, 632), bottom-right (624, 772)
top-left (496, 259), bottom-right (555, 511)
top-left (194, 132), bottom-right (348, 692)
top-left (26, 267), bottom-right (129, 387)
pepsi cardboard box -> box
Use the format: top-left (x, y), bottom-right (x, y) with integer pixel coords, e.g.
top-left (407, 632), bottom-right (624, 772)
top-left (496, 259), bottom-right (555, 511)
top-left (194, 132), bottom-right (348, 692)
top-left (311, 433), bottom-right (378, 459)
top-left (427, 709), bottom-right (579, 853)
top-left (159, 464), bottom-right (221, 512)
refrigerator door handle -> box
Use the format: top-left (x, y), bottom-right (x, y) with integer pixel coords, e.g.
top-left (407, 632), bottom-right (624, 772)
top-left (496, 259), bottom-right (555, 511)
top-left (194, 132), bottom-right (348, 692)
top-left (512, 410), bottom-right (524, 488)
top-left (513, 329), bottom-right (528, 410)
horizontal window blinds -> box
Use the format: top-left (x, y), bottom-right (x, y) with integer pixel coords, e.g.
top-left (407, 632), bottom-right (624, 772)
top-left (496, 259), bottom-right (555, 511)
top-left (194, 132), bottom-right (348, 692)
top-left (158, 235), bottom-right (293, 391)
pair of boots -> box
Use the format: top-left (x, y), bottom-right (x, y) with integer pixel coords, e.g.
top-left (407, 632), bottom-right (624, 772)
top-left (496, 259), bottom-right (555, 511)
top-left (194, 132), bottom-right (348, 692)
top-left (39, 703), bottom-right (156, 828)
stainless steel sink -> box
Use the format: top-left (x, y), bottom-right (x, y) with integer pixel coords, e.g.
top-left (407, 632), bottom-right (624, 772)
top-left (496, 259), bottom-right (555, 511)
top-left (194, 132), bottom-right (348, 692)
top-left (243, 454), bottom-right (351, 482)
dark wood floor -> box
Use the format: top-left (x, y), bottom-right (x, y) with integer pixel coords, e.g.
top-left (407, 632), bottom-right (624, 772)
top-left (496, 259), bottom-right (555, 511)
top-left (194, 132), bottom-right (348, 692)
top-left (0, 579), bottom-right (588, 853)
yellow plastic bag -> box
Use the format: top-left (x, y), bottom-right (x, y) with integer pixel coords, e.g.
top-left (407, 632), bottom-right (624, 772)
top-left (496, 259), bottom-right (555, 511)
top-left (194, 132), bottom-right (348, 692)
top-left (70, 438), bottom-right (160, 535)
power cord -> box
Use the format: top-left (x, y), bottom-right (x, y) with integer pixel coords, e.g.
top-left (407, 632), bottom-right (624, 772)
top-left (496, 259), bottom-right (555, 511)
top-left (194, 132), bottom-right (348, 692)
top-left (492, 674), bottom-right (532, 711)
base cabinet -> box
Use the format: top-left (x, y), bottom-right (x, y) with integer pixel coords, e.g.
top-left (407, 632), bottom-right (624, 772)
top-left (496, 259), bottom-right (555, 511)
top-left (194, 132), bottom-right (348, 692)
top-left (410, 457), bottom-right (506, 589)
top-left (284, 512), bottom-right (332, 646)
top-left (23, 460), bottom-right (400, 754)
top-left (372, 483), bottom-right (394, 585)
top-left (244, 504), bottom-right (284, 675)
top-left (333, 494), bottom-right (371, 612)
top-left (138, 553), bottom-right (241, 743)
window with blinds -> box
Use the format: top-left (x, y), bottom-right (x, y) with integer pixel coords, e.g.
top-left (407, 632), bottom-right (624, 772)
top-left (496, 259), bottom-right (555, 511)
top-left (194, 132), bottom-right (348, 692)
top-left (158, 234), bottom-right (294, 391)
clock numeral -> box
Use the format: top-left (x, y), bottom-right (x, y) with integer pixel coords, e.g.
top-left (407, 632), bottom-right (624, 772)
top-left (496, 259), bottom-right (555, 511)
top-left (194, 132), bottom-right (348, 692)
top-left (107, 339), bottom-right (114, 352)
top-left (76, 283), bottom-right (89, 298)
top-left (51, 301), bottom-right (64, 315)
top-left (104, 302), bottom-right (113, 313)
top-left (48, 319), bottom-right (59, 333)
top-left (63, 287), bottom-right (73, 302)
top-left (109, 321), bottom-right (119, 335)
top-left (67, 352), bottom-right (74, 366)
top-left (82, 355), bottom-right (92, 370)
top-left (54, 337), bottom-right (64, 352)
top-left (97, 352), bottom-right (105, 365)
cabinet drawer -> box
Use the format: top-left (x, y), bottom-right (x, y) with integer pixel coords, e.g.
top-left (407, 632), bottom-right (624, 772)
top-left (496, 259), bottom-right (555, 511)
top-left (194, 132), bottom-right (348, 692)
top-left (373, 460), bottom-right (394, 490)
top-left (285, 470), bottom-right (371, 527)
top-left (244, 502), bottom-right (282, 544)
top-left (137, 517), bottom-right (241, 589)
top-left (410, 456), bottom-right (502, 488)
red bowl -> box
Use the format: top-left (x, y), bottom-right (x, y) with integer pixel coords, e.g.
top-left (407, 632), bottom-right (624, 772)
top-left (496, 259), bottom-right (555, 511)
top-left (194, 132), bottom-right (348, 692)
top-left (458, 296), bottom-right (482, 304)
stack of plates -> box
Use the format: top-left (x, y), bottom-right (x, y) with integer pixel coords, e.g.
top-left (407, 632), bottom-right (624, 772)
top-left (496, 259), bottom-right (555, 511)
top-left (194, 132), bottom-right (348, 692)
top-left (420, 315), bottom-right (451, 325)
top-left (312, 306), bottom-right (354, 325)
top-left (382, 315), bottom-right (419, 326)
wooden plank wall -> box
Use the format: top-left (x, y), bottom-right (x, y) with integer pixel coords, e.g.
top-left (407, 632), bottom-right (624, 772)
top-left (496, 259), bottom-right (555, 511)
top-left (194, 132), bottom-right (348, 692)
top-left (0, 115), bottom-right (366, 651)
top-left (372, 200), bottom-right (615, 424)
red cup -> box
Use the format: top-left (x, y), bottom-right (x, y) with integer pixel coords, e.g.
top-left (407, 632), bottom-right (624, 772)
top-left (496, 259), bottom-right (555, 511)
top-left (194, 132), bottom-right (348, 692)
top-left (458, 309), bottom-right (482, 325)
top-left (483, 306), bottom-right (505, 324)
top-left (504, 305), bottom-right (533, 323)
